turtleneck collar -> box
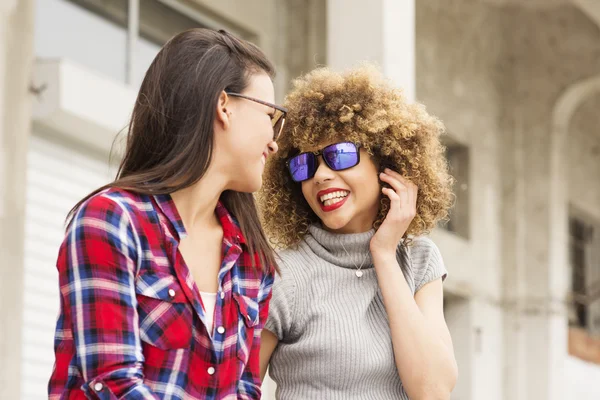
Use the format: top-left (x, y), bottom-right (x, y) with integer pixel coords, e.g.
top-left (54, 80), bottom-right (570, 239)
top-left (304, 223), bottom-right (374, 270)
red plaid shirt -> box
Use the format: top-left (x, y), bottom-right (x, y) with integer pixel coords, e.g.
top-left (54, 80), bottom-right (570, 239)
top-left (48, 189), bottom-right (274, 399)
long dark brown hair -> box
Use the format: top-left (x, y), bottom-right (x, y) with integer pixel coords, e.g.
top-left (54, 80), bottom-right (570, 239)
top-left (68, 28), bottom-right (277, 272)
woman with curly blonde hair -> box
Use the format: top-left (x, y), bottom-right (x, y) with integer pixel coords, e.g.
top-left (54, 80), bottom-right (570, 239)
top-left (258, 65), bottom-right (458, 400)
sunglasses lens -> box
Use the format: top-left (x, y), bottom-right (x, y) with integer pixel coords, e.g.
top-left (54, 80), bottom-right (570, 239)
top-left (288, 153), bottom-right (316, 182)
top-left (323, 142), bottom-right (359, 171)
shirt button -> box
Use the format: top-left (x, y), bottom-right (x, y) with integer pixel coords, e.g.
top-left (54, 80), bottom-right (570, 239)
top-left (168, 289), bottom-right (176, 297)
top-left (217, 326), bottom-right (225, 334)
top-left (220, 292), bottom-right (225, 300)
top-left (207, 367), bottom-right (216, 375)
top-left (93, 382), bottom-right (104, 391)
top-left (247, 314), bottom-right (252, 320)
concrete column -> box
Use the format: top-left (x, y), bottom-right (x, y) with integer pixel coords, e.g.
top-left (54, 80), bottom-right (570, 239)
top-left (327, 0), bottom-right (415, 100)
top-left (501, 108), bottom-right (569, 400)
top-left (0, 0), bottom-right (35, 398)
top-left (445, 296), bottom-right (473, 400)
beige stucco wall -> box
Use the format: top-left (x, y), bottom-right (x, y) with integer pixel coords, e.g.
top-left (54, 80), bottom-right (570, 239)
top-left (189, 0), bottom-right (326, 103)
top-left (417, 1), bottom-right (505, 398)
top-left (568, 92), bottom-right (600, 221)
top-left (418, 1), bottom-right (600, 399)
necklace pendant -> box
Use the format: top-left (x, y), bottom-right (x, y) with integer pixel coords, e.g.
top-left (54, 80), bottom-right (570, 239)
top-left (355, 270), bottom-right (363, 278)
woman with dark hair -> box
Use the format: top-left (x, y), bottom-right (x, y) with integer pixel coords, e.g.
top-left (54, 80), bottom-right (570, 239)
top-left (48, 28), bottom-right (286, 399)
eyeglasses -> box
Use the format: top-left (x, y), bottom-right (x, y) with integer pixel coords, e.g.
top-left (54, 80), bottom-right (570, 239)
top-left (225, 92), bottom-right (288, 141)
top-left (286, 142), bottom-right (362, 182)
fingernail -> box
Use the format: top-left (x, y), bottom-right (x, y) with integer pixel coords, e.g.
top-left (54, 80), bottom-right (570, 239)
top-left (385, 168), bottom-right (391, 173)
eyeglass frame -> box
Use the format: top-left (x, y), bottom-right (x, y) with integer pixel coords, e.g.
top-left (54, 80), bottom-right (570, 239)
top-left (225, 92), bottom-right (288, 141)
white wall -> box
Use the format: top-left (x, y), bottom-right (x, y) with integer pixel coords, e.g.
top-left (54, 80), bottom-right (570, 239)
top-left (565, 356), bottom-right (600, 400)
top-left (471, 300), bottom-right (503, 400)
top-left (21, 131), bottom-right (114, 400)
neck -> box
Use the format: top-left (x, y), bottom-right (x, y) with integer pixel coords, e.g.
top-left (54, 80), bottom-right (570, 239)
top-left (170, 167), bottom-right (227, 231)
top-left (324, 220), bottom-right (374, 235)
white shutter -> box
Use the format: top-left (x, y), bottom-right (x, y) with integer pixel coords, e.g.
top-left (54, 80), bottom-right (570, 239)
top-left (21, 132), bottom-right (113, 400)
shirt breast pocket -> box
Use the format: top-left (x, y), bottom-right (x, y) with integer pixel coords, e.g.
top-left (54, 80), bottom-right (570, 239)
top-left (135, 271), bottom-right (193, 350)
top-left (233, 291), bottom-right (259, 367)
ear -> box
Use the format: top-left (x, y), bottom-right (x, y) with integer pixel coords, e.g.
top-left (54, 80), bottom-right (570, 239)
top-left (215, 91), bottom-right (231, 131)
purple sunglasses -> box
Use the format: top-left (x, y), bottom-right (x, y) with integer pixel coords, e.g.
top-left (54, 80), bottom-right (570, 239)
top-left (287, 142), bottom-right (362, 182)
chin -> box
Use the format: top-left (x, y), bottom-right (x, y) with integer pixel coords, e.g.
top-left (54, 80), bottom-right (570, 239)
top-left (318, 214), bottom-right (352, 232)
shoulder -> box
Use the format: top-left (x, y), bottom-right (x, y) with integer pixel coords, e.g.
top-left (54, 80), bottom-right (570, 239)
top-left (265, 246), bottom-right (310, 339)
top-left (66, 189), bottom-right (156, 256)
top-left (276, 241), bottom-right (317, 281)
top-left (60, 189), bottom-right (145, 272)
top-left (407, 236), bottom-right (442, 264)
top-left (405, 236), bottom-right (447, 292)
top-left (270, 242), bottom-right (316, 295)
top-left (72, 188), bottom-right (154, 228)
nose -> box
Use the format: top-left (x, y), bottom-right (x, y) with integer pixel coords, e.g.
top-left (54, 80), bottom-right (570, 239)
top-left (267, 140), bottom-right (278, 154)
top-left (313, 157), bottom-right (334, 185)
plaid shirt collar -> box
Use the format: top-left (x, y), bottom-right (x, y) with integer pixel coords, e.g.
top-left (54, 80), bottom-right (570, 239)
top-left (152, 193), bottom-right (247, 246)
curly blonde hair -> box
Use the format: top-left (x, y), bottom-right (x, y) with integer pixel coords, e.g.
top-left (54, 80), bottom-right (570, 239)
top-left (258, 64), bottom-right (454, 248)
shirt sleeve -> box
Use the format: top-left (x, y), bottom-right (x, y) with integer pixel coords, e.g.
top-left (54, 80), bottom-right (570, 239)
top-left (59, 194), bottom-right (160, 399)
top-left (263, 260), bottom-right (299, 341)
top-left (237, 270), bottom-right (275, 399)
top-left (412, 237), bottom-right (448, 293)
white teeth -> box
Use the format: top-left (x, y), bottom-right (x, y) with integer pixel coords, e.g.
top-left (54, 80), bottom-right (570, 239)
top-left (323, 197), bottom-right (346, 207)
top-left (319, 190), bottom-right (349, 203)
top-left (261, 155), bottom-right (266, 165)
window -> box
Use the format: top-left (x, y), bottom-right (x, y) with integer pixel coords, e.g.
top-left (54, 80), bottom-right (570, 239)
top-left (439, 138), bottom-right (470, 239)
top-left (569, 212), bottom-right (600, 336)
top-left (35, 0), bottom-right (246, 87)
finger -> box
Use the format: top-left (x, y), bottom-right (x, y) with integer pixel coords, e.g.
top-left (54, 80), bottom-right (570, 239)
top-left (384, 168), bottom-right (411, 185)
top-left (382, 188), bottom-right (407, 225)
top-left (397, 184), bottom-right (409, 206)
top-left (385, 169), bottom-right (417, 193)
top-left (380, 172), bottom-right (408, 197)
top-left (382, 188), bottom-right (410, 225)
top-left (408, 182), bottom-right (418, 208)
top-left (382, 187), bottom-right (400, 205)
top-left (381, 174), bottom-right (410, 207)
top-left (384, 168), bottom-right (417, 207)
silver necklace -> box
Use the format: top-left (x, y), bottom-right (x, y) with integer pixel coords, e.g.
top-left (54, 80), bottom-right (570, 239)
top-left (340, 241), bottom-right (369, 278)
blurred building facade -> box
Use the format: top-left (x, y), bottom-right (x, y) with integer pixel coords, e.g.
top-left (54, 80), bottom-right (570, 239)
top-left (1, 0), bottom-right (600, 399)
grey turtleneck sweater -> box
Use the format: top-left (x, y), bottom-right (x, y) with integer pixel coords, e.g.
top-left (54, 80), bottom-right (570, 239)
top-left (264, 224), bottom-right (448, 400)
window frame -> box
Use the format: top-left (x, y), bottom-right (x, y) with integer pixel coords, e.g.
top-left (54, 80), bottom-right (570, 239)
top-left (568, 207), bottom-right (600, 336)
top-left (64, 0), bottom-right (254, 85)
top-left (439, 136), bottom-right (470, 240)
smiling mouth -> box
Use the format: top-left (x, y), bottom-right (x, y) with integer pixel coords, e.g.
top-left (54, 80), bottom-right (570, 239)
top-left (319, 190), bottom-right (349, 207)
